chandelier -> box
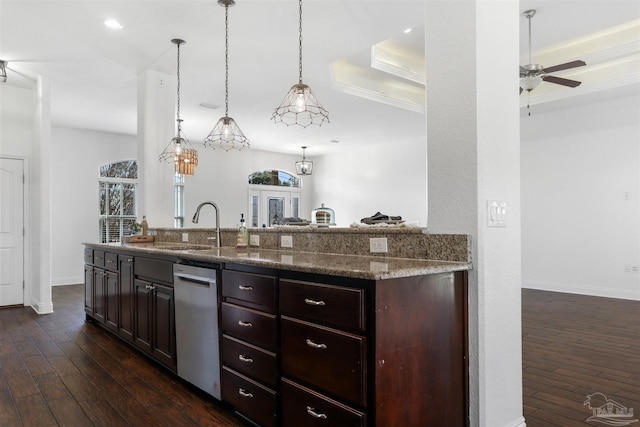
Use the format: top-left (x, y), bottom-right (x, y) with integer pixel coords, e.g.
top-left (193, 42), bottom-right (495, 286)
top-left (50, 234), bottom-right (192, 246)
top-left (159, 39), bottom-right (198, 176)
top-left (204, 0), bottom-right (250, 151)
top-left (272, 0), bottom-right (328, 127)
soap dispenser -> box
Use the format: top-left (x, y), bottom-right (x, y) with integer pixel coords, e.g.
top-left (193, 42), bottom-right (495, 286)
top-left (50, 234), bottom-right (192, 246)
top-left (236, 214), bottom-right (248, 248)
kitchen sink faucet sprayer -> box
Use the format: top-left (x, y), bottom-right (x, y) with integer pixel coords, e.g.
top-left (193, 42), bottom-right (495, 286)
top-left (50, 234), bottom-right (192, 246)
top-left (192, 202), bottom-right (221, 247)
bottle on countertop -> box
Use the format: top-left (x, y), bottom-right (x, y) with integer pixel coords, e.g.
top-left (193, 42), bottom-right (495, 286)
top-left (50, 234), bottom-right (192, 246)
top-left (236, 213), bottom-right (248, 248)
top-left (140, 215), bottom-right (149, 236)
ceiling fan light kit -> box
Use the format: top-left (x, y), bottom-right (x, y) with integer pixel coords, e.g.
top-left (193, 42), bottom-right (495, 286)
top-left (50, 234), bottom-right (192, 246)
top-left (519, 9), bottom-right (586, 95)
top-left (204, 0), bottom-right (250, 151)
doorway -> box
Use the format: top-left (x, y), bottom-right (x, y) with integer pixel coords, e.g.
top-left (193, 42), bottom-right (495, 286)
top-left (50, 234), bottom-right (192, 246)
top-left (0, 157), bottom-right (25, 306)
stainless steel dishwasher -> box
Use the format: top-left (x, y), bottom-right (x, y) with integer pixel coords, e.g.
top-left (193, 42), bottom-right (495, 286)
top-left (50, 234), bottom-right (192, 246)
top-left (173, 262), bottom-right (221, 400)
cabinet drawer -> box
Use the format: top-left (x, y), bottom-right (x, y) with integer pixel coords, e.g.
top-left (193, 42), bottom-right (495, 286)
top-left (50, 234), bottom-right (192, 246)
top-left (134, 257), bottom-right (174, 285)
top-left (281, 377), bottom-right (366, 427)
top-left (222, 270), bottom-right (277, 310)
top-left (221, 303), bottom-right (277, 351)
top-left (93, 250), bottom-right (105, 268)
top-left (222, 335), bottom-right (277, 387)
top-left (84, 248), bottom-right (94, 265)
top-left (221, 367), bottom-right (277, 427)
top-left (281, 316), bottom-right (366, 406)
top-left (280, 280), bottom-right (365, 331)
top-left (104, 252), bottom-right (118, 271)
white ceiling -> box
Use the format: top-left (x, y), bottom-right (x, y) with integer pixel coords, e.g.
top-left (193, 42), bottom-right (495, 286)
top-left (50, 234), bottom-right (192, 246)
top-left (1, 0), bottom-right (638, 155)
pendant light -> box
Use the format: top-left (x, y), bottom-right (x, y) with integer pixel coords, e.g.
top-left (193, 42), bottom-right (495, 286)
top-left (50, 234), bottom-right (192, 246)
top-left (204, 0), bottom-right (250, 151)
top-left (272, 0), bottom-right (328, 128)
top-left (295, 146), bottom-right (313, 175)
top-left (159, 39), bottom-right (198, 176)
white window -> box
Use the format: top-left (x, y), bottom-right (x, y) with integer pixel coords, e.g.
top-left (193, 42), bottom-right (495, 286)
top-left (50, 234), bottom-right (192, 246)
top-left (99, 160), bottom-right (138, 243)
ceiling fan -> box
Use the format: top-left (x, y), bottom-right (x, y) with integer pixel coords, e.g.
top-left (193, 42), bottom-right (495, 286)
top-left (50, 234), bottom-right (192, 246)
top-left (520, 9), bottom-right (586, 94)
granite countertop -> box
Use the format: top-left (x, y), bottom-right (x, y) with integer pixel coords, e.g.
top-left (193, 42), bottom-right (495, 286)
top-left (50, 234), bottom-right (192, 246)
top-left (87, 242), bottom-right (470, 280)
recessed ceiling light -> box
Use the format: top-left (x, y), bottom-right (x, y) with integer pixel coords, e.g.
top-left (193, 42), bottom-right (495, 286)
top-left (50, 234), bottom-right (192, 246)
top-left (104, 19), bottom-right (123, 30)
top-left (404, 28), bottom-right (412, 34)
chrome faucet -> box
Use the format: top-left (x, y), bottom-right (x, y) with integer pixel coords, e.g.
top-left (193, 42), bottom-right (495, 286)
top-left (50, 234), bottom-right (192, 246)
top-left (192, 201), bottom-right (221, 247)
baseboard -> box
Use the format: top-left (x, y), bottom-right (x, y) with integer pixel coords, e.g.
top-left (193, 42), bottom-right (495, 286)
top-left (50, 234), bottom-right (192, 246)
top-left (52, 276), bottom-right (83, 286)
top-left (30, 296), bottom-right (54, 314)
top-left (504, 416), bottom-right (527, 427)
top-left (522, 280), bottom-right (640, 301)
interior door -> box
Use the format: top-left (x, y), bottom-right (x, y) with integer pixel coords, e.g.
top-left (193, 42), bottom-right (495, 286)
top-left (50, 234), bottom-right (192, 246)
top-left (0, 158), bottom-right (25, 306)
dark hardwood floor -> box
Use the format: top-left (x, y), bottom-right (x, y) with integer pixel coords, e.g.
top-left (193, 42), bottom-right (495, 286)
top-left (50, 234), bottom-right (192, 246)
top-left (0, 285), bottom-right (246, 427)
top-left (522, 289), bottom-right (640, 426)
top-left (1, 285), bottom-right (638, 426)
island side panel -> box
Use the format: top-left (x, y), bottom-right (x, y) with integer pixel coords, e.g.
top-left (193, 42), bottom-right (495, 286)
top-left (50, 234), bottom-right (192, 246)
top-left (374, 271), bottom-right (468, 426)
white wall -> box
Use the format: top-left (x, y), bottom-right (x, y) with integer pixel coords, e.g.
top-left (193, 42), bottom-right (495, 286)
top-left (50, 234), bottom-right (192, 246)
top-left (179, 148), bottom-right (310, 229)
top-left (311, 136), bottom-right (427, 227)
top-left (50, 126), bottom-right (137, 285)
top-left (521, 93), bottom-right (640, 300)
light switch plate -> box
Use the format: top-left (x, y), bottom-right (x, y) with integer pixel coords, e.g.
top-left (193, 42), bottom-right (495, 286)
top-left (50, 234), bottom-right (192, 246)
top-left (250, 235), bottom-right (260, 246)
top-left (487, 201), bottom-right (507, 227)
top-left (182, 232), bottom-right (189, 242)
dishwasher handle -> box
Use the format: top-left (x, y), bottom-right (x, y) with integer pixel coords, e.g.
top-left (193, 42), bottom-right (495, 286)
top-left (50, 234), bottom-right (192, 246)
top-left (174, 274), bottom-right (215, 287)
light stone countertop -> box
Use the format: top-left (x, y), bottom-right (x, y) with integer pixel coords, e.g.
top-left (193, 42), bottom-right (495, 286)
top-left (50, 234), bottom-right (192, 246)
top-left (88, 242), bottom-right (470, 281)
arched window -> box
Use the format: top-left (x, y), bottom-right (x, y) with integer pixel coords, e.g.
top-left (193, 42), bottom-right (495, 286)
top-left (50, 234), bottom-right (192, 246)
top-left (99, 160), bottom-right (137, 242)
top-left (248, 169), bottom-right (302, 227)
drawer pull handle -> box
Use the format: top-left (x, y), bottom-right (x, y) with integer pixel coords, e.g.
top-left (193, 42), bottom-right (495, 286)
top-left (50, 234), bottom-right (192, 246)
top-left (304, 298), bottom-right (325, 306)
top-left (238, 320), bottom-right (253, 328)
top-left (306, 406), bottom-right (328, 419)
top-left (238, 354), bottom-right (253, 363)
top-left (306, 339), bottom-right (327, 350)
top-left (238, 285), bottom-right (253, 291)
top-left (238, 388), bottom-right (253, 398)
top-left (127, 258), bottom-right (133, 262)
top-left (106, 260), bottom-right (114, 264)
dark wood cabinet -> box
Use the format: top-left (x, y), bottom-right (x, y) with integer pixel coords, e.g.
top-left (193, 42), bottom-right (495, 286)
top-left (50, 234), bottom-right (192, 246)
top-left (84, 248), bottom-right (177, 372)
top-left (133, 257), bottom-right (176, 370)
top-left (104, 269), bottom-right (119, 332)
top-left (221, 269), bottom-right (279, 427)
top-left (118, 256), bottom-right (135, 342)
top-left (84, 264), bottom-right (93, 316)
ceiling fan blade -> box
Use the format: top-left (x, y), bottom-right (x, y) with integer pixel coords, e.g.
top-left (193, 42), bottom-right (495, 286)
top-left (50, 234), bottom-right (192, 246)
top-left (542, 75), bottom-right (582, 88)
top-left (543, 60), bottom-right (586, 74)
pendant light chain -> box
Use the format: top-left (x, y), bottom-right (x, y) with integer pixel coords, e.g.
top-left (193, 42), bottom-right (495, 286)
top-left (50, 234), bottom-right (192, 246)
top-left (224, 4), bottom-right (230, 117)
top-left (176, 41), bottom-right (182, 133)
top-left (298, 0), bottom-right (303, 85)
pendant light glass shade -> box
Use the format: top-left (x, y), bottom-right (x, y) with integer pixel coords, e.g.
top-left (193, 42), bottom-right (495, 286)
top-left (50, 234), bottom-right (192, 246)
top-left (272, 0), bottom-right (328, 127)
top-left (295, 146), bottom-right (313, 175)
top-left (204, 0), bottom-right (250, 151)
top-left (159, 39), bottom-right (198, 176)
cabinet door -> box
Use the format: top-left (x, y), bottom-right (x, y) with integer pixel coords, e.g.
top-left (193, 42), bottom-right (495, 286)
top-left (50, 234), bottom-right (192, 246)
top-left (105, 270), bottom-right (119, 332)
top-left (93, 268), bottom-right (106, 323)
top-left (118, 256), bottom-right (135, 342)
top-left (152, 283), bottom-right (176, 369)
top-left (134, 279), bottom-right (152, 354)
top-left (84, 265), bottom-right (94, 316)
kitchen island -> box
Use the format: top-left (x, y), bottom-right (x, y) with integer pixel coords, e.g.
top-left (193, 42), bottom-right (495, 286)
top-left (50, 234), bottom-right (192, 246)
top-left (84, 238), bottom-right (470, 426)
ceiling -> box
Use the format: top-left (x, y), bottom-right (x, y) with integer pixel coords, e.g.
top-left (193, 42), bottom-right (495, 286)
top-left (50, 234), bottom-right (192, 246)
top-left (1, 1), bottom-right (638, 155)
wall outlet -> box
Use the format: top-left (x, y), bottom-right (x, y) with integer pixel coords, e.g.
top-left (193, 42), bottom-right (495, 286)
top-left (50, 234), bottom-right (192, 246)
top-left (182, 232), bottom-right (189, 242)
top-left (370, 237), bottom-right (388, 253)
top-left (281, 235), bottom-right (293, 248)
top-left (626, 265), bottom-right (639, 273)
top-left (250, 235), bottom-right (260, 246)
